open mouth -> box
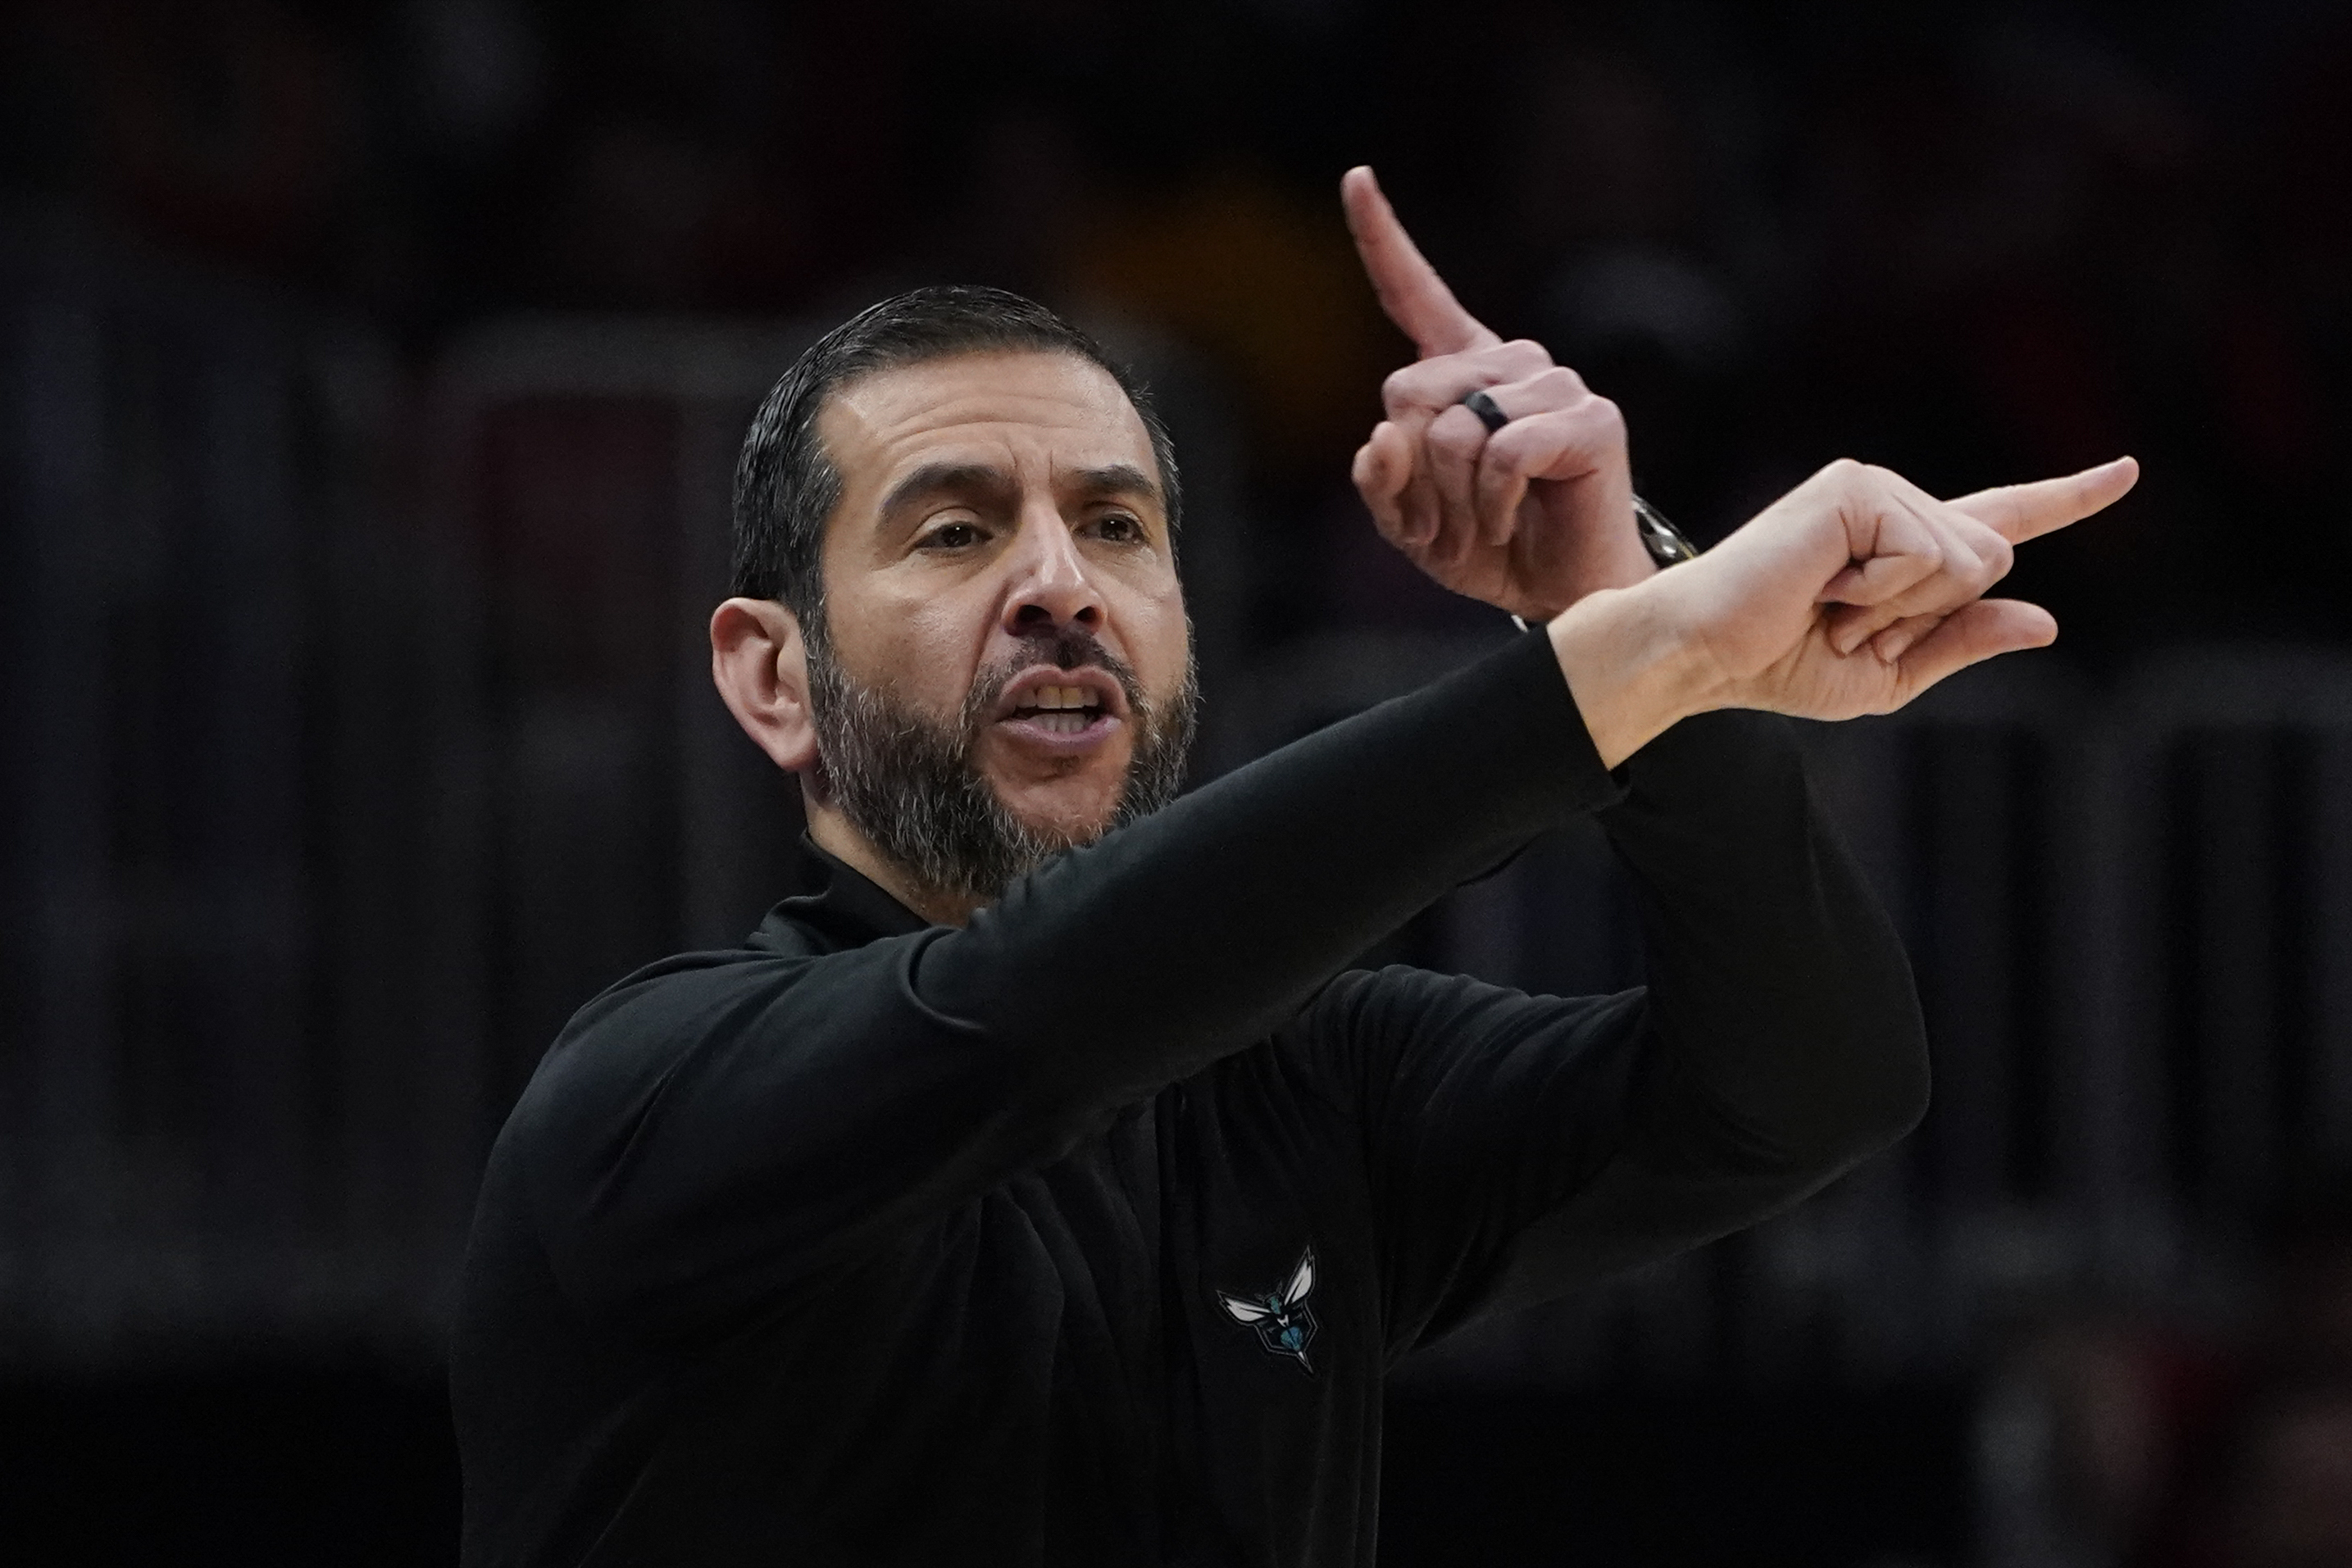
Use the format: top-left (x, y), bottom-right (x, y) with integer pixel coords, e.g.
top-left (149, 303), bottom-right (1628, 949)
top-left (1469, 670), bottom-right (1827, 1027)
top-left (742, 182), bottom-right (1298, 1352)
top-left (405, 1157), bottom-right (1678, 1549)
top-left (1005, 683), bottom-right (1108, 736)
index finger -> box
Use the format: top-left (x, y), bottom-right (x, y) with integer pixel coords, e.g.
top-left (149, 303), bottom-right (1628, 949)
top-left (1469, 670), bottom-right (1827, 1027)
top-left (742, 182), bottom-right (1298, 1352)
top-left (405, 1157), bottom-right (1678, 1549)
top-left (1946, 457), bottom-right (2140, 543)
top-left (1341, 165), bottom-right (1499, 359)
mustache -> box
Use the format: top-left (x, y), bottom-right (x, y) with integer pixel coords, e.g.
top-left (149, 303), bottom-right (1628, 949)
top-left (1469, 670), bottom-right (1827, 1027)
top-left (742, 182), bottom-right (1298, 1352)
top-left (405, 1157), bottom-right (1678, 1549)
top-left (961, 625), bottom-right (1146, 731)
top-left (806, 620), bottom-right (1199, 904)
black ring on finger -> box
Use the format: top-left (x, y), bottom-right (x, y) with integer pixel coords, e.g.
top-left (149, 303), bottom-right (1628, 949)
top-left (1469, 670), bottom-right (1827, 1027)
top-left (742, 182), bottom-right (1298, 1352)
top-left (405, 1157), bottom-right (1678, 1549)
top-left (1461, 389), bottom-right (1510, 434)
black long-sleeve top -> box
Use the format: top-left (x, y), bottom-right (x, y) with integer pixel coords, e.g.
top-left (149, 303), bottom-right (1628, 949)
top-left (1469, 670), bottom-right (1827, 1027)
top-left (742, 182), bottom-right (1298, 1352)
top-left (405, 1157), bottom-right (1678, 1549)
top-left (449, 629), bottom-right (1929, 1567)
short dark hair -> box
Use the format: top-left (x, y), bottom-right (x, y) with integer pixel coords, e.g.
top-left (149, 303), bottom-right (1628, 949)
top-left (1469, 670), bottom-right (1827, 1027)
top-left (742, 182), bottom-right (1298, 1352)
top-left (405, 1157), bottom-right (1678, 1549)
top-left (730, 285), bottom-right (1181, 631)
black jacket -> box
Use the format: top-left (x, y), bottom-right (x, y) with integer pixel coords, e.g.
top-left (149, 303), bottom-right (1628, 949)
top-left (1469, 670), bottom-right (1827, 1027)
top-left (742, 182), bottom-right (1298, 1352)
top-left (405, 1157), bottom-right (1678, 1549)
top-left (450, 630), bottom-right (1929, 1566)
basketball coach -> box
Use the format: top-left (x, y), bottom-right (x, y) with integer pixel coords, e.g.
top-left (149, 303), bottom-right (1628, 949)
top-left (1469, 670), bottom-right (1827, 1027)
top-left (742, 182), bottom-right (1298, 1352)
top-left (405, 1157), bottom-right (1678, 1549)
top-left (449, 168), bottom-right (2138, 1566)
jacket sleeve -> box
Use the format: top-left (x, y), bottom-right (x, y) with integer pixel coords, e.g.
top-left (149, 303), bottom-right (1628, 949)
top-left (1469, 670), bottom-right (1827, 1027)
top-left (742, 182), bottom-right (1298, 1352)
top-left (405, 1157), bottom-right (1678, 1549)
top-left (1295, 708), bottom-right (1929, 1358)
top-left (497, 630), bottom-right (1620, 1332)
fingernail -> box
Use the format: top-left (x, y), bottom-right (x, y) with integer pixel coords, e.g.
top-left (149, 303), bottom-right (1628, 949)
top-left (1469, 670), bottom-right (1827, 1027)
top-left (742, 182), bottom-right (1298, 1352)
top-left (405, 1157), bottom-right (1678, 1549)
top-left (1876, 629), bottom-right (1915, 664)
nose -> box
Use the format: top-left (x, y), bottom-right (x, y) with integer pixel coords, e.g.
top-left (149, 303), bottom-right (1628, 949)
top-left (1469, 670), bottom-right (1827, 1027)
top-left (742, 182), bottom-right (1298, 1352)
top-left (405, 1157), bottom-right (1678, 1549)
top-left (998, 502), bottom-right (1104, 637)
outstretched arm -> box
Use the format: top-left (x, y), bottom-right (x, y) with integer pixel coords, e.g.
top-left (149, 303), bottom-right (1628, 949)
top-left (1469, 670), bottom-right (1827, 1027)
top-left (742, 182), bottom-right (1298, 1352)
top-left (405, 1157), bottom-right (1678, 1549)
top-left (507, 629), bottom-right (1622, 1331)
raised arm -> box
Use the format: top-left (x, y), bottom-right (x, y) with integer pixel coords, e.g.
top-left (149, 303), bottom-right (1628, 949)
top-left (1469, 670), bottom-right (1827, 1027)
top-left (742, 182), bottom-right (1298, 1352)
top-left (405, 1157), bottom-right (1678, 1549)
top-left (1324, 179), bottom-right (2138, 1341)
top-left (1315, 457), bottom-right (2136, 1349)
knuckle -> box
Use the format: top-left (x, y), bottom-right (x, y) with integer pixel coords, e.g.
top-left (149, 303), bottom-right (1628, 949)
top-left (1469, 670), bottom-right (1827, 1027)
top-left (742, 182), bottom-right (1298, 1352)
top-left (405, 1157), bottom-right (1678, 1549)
top-left (1383, 365), bottom-right (1439, 407)
top-left (1490, 343), bottom-right (1549, 378)
top-left (1532, 366), bottom-right (1579, 399)
top-left (1428, 405), bottom-right (1483, 446)
top-left (1478, 439), bottom-right (1531, 480)
top-left (1966, 520), bottom-right (2013, 565)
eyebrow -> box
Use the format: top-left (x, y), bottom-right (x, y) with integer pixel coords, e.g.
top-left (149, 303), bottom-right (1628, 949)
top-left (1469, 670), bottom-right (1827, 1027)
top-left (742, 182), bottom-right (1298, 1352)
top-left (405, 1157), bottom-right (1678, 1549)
top-left (1066, 463), bottom-right (1163, 510)
top-left (874, 460), bottom-right (1165, 523)
top-left (876, 461), bottom-right (1017, 522)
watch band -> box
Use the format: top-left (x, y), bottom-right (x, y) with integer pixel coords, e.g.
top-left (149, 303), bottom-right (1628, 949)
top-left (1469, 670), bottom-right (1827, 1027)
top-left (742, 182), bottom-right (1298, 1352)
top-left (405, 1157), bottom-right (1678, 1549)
top-left (1632, 493), bottom-right (1699, 567)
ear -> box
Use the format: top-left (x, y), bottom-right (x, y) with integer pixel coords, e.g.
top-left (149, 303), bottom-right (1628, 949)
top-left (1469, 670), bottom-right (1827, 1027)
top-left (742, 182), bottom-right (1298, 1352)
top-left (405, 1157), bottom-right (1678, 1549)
top-left (711, 597), bottom-right (820, 774)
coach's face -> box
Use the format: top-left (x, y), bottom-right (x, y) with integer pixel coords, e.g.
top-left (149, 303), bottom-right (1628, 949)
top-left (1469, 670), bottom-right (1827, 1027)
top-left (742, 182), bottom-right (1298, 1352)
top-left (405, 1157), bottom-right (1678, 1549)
top-left (815, 350), bottom-right (1191, 844)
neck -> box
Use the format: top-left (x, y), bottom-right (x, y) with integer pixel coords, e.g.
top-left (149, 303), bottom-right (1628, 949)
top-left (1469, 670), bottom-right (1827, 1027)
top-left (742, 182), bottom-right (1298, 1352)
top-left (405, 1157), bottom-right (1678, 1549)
top-left (804, 805), bottom-right (985, 928)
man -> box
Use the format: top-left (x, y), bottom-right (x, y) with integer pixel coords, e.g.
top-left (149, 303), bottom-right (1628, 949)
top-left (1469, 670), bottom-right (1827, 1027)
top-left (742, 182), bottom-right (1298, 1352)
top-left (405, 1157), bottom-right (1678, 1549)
top-left (450, 168), bottom-right (2136, 1566)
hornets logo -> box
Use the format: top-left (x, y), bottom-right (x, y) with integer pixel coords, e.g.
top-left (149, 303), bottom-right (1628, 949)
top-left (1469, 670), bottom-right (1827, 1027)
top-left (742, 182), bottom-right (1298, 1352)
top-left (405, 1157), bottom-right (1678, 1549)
top-left (1217, 1248), bottom-right (1319, 1374)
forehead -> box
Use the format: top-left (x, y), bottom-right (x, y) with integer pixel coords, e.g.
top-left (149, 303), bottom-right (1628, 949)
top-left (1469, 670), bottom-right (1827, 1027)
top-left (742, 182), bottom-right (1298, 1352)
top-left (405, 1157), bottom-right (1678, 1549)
top-left (820, 350), bottom-right (1155, 493)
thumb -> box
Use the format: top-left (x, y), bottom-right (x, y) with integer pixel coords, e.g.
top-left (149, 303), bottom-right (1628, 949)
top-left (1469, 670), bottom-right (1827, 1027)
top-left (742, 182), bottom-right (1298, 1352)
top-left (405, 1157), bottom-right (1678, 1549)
top-left (1890, 599), bottom-right (2058, 699)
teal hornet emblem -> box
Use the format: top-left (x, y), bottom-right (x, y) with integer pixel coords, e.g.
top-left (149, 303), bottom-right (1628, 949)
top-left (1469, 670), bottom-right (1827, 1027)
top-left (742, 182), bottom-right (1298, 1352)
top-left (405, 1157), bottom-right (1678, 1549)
top-left (1217, 1247), bottom-right (1319, 1375)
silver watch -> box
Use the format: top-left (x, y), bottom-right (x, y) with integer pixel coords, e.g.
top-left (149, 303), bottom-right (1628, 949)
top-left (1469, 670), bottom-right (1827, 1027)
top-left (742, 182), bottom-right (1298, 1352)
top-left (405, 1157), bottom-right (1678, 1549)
top-left (1633, 494), bottom-right (1699, 567)
top-left (1509, 494), bottom-right (1702, 632)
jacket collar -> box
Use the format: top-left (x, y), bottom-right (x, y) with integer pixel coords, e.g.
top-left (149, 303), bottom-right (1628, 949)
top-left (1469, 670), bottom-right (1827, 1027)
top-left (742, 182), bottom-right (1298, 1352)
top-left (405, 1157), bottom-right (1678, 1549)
top-left (753, 836), bottom-right (930, 952)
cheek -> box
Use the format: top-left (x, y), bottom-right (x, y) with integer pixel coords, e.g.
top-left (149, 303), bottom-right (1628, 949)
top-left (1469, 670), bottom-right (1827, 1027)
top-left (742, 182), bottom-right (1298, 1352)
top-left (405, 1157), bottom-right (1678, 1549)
top-left (1126, 583), bottom-right (1193, 700)
top-left (839, 589), bottom-right (992, 711)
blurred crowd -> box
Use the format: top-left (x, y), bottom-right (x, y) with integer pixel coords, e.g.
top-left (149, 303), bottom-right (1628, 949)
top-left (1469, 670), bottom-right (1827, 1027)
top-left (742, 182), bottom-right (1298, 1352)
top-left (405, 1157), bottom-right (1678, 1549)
top-left (6, 0), bottom-right (2350, 661)
top-left (2004, 1176), bottom-right (2352, 1568)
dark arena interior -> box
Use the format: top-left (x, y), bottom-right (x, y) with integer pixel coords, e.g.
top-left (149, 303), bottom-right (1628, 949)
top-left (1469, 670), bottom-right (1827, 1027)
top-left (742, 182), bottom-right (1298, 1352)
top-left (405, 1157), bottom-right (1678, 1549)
top-left (4, 2), bottom-right (2352, 1565)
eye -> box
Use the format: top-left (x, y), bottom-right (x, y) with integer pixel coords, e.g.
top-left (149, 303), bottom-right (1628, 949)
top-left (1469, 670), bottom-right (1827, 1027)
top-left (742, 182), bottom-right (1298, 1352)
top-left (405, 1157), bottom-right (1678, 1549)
top-left (1093, 512), bottom-right (1145, 544)
top-left (917, 519), bottom-right (986, 551)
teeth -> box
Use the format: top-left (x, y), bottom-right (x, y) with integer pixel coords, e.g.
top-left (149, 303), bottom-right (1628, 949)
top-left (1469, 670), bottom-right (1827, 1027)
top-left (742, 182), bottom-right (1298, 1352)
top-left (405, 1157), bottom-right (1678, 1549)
top-left (1026, 684), bottom-right (1090, 711)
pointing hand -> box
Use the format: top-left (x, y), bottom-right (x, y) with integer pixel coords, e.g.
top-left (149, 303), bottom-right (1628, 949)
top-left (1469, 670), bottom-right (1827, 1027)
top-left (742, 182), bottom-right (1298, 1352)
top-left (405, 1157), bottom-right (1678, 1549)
top-left (1342, 166), bottom-right (1654, 620)
top-left (1553, 456), bottom-right (2140, 766)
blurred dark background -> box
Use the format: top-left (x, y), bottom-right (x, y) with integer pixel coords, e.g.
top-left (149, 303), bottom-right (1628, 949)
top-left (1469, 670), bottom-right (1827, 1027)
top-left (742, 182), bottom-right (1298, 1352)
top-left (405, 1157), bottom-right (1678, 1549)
top-left (5, 2), bottom-right (2352, 1565)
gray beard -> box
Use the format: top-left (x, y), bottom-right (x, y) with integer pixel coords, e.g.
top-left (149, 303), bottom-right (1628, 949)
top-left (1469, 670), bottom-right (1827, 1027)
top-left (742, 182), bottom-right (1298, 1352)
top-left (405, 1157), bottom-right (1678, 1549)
top-left (805, 624), bottom-right (1198, 907)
